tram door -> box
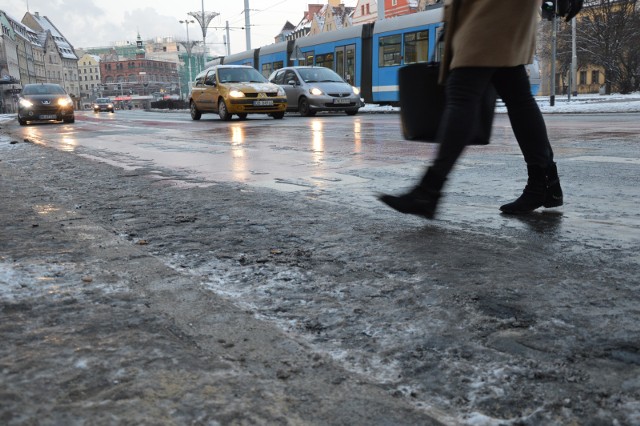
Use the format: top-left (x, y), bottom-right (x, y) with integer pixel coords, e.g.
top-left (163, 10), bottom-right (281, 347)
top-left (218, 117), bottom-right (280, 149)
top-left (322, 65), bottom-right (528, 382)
top-left (334, 44), bottom-right (356, 85)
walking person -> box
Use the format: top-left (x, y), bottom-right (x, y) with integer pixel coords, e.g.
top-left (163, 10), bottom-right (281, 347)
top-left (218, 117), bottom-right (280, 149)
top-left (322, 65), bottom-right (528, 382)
top-left (379, 0), bottom-right (582, 218)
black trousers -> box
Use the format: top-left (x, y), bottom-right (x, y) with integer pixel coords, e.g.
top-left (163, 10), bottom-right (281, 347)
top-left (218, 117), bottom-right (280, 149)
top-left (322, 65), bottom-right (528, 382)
top-left (431, 65), bottom-right (554, 178)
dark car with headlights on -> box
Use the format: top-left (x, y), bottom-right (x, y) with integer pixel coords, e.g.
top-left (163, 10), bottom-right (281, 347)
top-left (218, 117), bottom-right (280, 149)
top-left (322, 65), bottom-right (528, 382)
top-left (18, 83), bottom-right (75, 125)
top-left (93, 98), bottom-right (114, 113)
top-left (268, 66), bottom-right (361, 117)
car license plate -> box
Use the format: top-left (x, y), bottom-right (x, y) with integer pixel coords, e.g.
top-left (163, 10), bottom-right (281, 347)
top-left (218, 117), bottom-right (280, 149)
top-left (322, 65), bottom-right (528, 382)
top-left (253, 100), bottom-right (273, 106)
top-left (333, 98), bottom-right (350, 104)
top-left (40, 114), bottom-right (57, 119)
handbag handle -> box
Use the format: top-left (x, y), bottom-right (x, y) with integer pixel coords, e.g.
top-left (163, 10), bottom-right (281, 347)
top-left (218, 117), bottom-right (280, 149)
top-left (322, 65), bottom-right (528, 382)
top-left (432, 0), bottom-right (463, 63)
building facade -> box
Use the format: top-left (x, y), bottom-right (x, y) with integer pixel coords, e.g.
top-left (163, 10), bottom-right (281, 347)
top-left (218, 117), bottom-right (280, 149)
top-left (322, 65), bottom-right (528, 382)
top-left (77, 52), bottom-right (101, 103)
top-left (352, 0), bottom-right (378, 25)
top-left (21, 11), bottom-right (79, 101)
top-left (98, 36), bottom-right (179, 100)
top-left (1, 12), bottom-right (20, 112)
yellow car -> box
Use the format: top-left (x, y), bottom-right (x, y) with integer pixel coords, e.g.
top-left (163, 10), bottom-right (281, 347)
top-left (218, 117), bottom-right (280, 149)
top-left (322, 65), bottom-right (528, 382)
top-left (189, 65), bottom-right (287, 121)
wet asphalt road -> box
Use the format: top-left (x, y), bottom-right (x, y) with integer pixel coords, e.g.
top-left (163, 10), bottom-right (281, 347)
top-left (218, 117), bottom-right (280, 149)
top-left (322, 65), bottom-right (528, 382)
top-left (11, 109), bottom-right (640, 253)
top-left (2, 109), bottom-right (640, 424)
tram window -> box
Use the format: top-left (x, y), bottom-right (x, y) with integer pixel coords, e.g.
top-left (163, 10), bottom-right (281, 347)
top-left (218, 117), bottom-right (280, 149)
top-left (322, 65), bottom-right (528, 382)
top-left (404, 30), bottom-right (429, 64)
top-left (435, 26), bottom-right (445, 62)
top-left (346, 45), bottom-right (355, 84)
top-left (305, 51), bottom-right (315, 66)
top-left (379, 34), bottom-right (402, 67)
top-left (316, 53), bottom-right (334, 70)
top-left (262, 63), bottom-right (273, 78)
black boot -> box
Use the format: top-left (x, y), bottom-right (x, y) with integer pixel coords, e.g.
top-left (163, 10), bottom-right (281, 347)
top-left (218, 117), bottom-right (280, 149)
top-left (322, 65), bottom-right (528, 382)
top-left (378, 169), bottom-right (445, 219)
top-left (500, 162), bottom-right (563, 214)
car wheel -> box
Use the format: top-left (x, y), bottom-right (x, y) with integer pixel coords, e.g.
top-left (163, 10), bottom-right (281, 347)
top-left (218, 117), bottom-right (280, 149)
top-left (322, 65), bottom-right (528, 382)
top-left (218, 99), bottom-right (232, 121)
top-left (190, 101), bottom-right (201, 120)
top-left (18, 118), bottom-right (27, 126)
top-left (345, 108), bottom-right (359, 116)
top-left (271, 112), bottom-right (285, 120)
top-left (298, 97), bottom-right (314, 117)
top-left (110, 109), bottom-right (114, 113)
top-left (237, 113), bottom-right (248, 120)
top-left (63, 116), bottom-right (75, 124)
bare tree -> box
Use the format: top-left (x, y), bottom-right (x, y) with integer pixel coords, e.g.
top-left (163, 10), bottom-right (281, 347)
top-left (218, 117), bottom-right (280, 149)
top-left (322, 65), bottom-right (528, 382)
top-left (577, 0), bottom-right (639, 93)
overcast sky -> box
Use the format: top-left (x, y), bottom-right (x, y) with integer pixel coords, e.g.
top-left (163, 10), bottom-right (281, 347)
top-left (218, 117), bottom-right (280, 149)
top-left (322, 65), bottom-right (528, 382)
top-left (4, 0), bottom-right (357, 56)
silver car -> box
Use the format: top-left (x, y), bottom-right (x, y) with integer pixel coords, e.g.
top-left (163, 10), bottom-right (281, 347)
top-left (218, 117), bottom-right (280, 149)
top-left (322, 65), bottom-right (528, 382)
top-left (269, 66), bottom-right (361, 117)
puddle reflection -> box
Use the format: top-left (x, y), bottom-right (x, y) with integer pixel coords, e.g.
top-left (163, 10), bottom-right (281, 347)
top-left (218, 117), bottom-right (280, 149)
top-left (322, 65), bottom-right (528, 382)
top-left (311, 119), bottom-right (324, 167)
top-left (353, 119), bottom-right (362, 151)
top-left (60, 135), bottom-right (77, 152)
top-left (230, 124), bottom-right (247, 181)
top-left (34, 204), bottom-right (60, 215)
top-left (504, 210), bottom-right (564, 234)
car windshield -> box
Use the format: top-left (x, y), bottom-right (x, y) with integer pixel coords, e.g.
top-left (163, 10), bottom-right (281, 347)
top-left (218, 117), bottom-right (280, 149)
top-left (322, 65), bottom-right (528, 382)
top-left (96, 98), bottom-right (110, 103)
top-left (218, 68), bottom-right (267, 83)
top-left (298, 68), bottom-right (344, 83)
top-left (22, 84), bottom-right (66, 95)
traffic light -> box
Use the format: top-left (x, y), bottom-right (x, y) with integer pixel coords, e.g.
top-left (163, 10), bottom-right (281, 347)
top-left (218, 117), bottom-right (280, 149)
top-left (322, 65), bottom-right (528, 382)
top-left (542, 0), bottom-right (556, 21)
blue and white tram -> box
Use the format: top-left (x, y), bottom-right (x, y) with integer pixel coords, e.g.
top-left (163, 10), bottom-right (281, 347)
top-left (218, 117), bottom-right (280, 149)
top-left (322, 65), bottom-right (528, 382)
top-left (371, 9), bottom-right (443, 103)
top-left (221, 48), bottom-right (258, 67)
top-left (291, 24), bottom-right (374, 97)
top-left (258, 41), bottom-right (292, 77)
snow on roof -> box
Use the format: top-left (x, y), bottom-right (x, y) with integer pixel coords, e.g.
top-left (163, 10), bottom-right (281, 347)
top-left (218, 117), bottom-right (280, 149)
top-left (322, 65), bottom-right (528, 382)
top-left (30, 13), bottom-right (77, 60)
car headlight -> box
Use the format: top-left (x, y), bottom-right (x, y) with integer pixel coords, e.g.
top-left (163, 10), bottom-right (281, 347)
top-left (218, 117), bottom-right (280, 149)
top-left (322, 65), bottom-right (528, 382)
top-left (352, 86), bottom-right (361, 96)
top-left (58, 98), bottom-right (72, 107)
top-left (19, 99), bottom-right (33, 108)
top-left (229, 90), bottom-right (245, 98)
top-left (108, 104), bottom-right (113, 108)
top-left (309, 87), bottom-right (323, 96)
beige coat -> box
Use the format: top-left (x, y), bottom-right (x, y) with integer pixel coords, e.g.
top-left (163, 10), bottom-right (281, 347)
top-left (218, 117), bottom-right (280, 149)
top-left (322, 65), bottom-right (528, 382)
top-left (440, 0), bottom-right (540, 82)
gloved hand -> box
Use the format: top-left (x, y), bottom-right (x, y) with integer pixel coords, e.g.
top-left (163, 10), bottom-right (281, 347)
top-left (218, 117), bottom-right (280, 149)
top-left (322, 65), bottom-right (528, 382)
top-left (557, 0), bottom-right (584, 21)
top-left (565, 0), bottom-right (584, 21)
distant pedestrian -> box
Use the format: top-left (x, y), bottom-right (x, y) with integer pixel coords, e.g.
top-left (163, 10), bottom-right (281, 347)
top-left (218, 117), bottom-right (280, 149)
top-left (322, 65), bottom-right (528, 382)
top-left (379, 0), bottom-right (582, 218)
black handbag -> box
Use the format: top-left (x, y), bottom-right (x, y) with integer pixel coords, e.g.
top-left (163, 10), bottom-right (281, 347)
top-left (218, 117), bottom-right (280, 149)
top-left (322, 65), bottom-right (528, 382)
top-left (398, 62), bottom-right (497, 145)
top-left (398, 0), bottom-right (496, 145)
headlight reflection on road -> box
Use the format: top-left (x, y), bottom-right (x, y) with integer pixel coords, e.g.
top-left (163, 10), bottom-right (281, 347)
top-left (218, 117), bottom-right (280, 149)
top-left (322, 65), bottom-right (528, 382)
top-left (60, 135), bottom-right (77, 152)
top-left (353, 119), bottom-right (362, 154)
top-left (311, 119), bottom-right (324, 167)
top-left (34, 204), bottom-right (60, 215)
top-left (230, 124), bottom-right (247, 181)
top-left (24, 127), bottom-right (44, 146)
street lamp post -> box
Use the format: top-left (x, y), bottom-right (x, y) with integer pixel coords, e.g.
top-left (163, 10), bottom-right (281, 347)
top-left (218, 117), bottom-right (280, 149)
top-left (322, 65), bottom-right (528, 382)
top-left (179, 19), bottom-right (195, 85)
top-left (188, 1), bottom-right (219, 69)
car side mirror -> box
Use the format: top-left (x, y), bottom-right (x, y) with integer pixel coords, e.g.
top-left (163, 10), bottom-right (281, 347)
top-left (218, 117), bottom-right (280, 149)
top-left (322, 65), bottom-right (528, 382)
top-left (287, 80), bottom-right (297, 86)
top-left (205, 80), bottom-right (215, 86)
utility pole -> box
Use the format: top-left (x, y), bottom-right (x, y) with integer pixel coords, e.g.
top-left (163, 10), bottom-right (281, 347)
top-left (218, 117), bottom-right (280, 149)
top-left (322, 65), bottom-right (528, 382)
top-left (225, 21), bottom-right (231, 56)
top-left (244, 0), bottom-right (251, 51)
top-left (550, 7), bottom-right (557, 107)
top-left (571, 17), bottom-right (577, 97)
top-left (377, 0), bottom-right (385, 20)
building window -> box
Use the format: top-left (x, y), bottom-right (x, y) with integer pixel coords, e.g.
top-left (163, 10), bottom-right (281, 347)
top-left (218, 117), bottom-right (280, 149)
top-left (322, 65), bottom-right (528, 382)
top-left (579, 70), bottom-right (587, 85)
top-left (591, 70), bottom-right (600, 85)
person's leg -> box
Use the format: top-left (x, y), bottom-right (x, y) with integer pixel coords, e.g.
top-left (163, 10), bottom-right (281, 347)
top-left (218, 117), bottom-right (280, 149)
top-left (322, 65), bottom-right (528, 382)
top-left (379, 67), bottom-right (495, 219)
top-left (492, 66), bottom-right (563, 213)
